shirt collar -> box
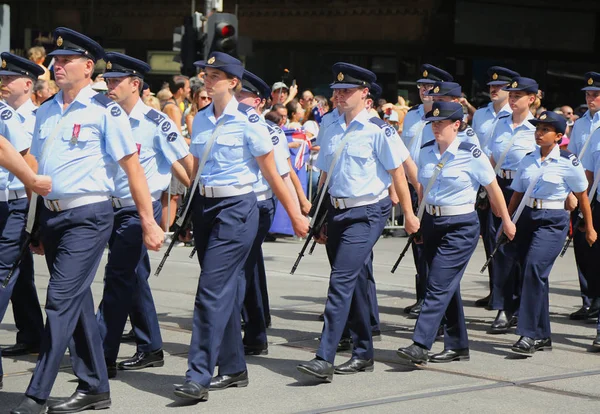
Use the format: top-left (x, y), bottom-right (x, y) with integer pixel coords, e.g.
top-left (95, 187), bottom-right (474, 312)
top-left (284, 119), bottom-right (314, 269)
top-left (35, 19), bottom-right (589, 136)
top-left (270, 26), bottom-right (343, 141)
top-left (338, 108), bottom-right (370, 130)
top-left (55, 84), bottom-right (96, 109)
top-left (509, 111), bottom-right (536, 131)
top-left (129, 98), bottom-right (146, 121)
top-left (431, 136), bottom-right (461, 158)
top-left (206, 96), bottom-right (239, 124)
top-left (15, 99), bottom-right (36, 117)
top-left (533, 144), bottom-right (560, 165)
top-left (497, 103), bottom-right (512, 116)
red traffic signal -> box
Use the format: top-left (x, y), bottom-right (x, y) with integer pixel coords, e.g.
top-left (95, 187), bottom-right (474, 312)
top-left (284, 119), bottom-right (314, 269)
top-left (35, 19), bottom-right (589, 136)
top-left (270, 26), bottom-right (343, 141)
top-left (218, 23), bottom-right (235, 37)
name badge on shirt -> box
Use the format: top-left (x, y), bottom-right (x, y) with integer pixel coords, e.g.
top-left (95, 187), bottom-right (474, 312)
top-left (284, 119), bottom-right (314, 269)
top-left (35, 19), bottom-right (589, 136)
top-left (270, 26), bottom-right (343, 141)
top-left (71, 124), bottom-right (81, 145)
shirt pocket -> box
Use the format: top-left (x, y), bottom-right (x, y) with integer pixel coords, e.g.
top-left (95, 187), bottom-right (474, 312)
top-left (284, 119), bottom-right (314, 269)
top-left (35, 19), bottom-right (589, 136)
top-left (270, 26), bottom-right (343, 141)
top-left (215, 131), bottom-right (245, 160)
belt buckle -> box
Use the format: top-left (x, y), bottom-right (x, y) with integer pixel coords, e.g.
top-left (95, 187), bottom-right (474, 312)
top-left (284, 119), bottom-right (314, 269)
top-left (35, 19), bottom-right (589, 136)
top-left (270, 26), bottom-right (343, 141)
top-left (48, 199), bottom-right (61, 212)
top-left (200, 185), bottom-right (206, 196)
top-left (334, 198), bottom-right (340, 209)
top-left (502, 170), bottom-right (507, 179)
top-left (532, 199), bottom-right (539, 209)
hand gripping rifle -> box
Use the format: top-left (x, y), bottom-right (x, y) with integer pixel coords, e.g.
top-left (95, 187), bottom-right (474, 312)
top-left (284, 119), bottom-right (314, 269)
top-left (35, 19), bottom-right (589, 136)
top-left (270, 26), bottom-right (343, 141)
top-left (290, 185), bottom-right (329, 275)
top-left (3, 194), bottom-right (42, 289)
top-left (154, 182), bottom-right (195, 276)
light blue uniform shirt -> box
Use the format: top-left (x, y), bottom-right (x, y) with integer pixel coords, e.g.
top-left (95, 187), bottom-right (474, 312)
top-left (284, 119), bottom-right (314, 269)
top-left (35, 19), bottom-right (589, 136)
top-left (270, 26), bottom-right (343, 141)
top-left (31, 85), bottom-right (137, 199)
top-left (113, 99), bottom-right (190, 200)
top-left (315, 109), bottom-right (409, 198)
top-left (0, 101), bottom-right (31, 192)
top-left (400, 105), bottom-right (425, 160)
top-left (581, 128), bottom-right (600, 197)
top-left (190, 97), bottom-right (273, 187)
top-left (7, 99), bottom-right (37, 192)
top-left (489, 114), bottom-right (537, 172)
top-left (511, 146), bottom-right (587, 200)
top-left (568, 110), bottom-right (600, 157)
top-left (315, 108), bottom-right (341, 148)
top-left (253, 119), bottom-right (291, 194)
top-left (472, 102), bottom-right (512, 155)
top-left (419, 124), bottom-right (480, 163)
top-left (418, 139), bottom-right (495, 206)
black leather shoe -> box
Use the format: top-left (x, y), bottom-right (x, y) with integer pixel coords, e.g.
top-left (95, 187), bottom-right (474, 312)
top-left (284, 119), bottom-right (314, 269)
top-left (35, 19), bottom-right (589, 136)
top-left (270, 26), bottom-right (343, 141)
top-left (334, 358), bottom-right (374, 374)
top-left (569, 305), bottom-right (590, 320)
top-left (11, 396), bottom-right (47, 414)
top-left (48, 392), bottom-right (110, 413)
top-left (490, 311), bottom-right (512, 334)
top-left (396, 343), bottom-right (429, 365)
top-left (511, 336), bottom-right (535, 356)
top-left (475, 294), bottom-right (491, 308)
top-left (244, 343), bottom-right (268, 356)
top-left (372, 329), bottom-right (381, 341)
top-left (534, 338), bottom-right (552, 352)
top-left (403, 298), bottom-right (422, 314)
top-left (2, 343), bottom-right (40, 356)
top-left (430, 348), bottom-right (470, 363)
top-left (588, 297), bottom-right (600, 319)
top-left (210, 370), bottom-right (249, 390)
top-left (120, 329), bottom-right (136, 343)
top-left (173, 381), bottom-right (209, 401)
top-left (296, 358), bottom-right (334, 382)
top-left (592, 332), bottom-right (600, 348)
top-left (106, 360), bottom-right (117, 379)
top-left (336, 337), bottom-right (352, 352)
top-left (118, 349), bottom-right (164, 370)
top-left (407, 299), bottom-right (424, 319)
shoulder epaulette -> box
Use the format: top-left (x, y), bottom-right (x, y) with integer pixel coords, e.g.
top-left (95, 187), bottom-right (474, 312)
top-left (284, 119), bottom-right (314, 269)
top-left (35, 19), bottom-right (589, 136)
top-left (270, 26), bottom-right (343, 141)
top-left (526, 151), bottom-right (534, 156)
top-left (477, 104), bottom-right (487, 110)
top-left (237, 102), bottom-right (253, 114)
top-left (41, 94), bottom-right (56, 106)
top-left (408, 104), bottom-right (420, 113)
top-left (560, 149), bottom-right (574, 159)
top-left (421, 140), bottom-right (435, 149)
top-left (459, 142), bottom-right (476, 152)
top-left (369, 116), bottom-right (387, 129)
top-left (144, 109), bottom-right (166, 126)
top-left (498, 113), bottom-right (511, 120)
top-left (92, 93), bottom-right (114, 107)
top-left (0, 101), bottom-right (6, 110)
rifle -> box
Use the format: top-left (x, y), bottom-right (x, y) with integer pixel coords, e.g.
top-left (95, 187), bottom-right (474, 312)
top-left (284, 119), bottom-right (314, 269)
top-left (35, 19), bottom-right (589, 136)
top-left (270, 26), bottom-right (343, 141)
top-left (154, 182), bottom-right (195, 276)
top-left (561, 201), bottom-right (596, 257)
top-left (3, 195), bottom-right (42, 289)
top-left (480, 233), bottom-right (508, 273)
top-left (390, 232), bottom-right (419, 274)
top-left (290, 186), bottom-right (329, 275)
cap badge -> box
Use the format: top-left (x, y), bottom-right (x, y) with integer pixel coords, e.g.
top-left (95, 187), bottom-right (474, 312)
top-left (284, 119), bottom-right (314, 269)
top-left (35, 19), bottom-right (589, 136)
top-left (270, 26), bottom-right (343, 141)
top-left (492, 73), bottom-right (498, 80)
top-left (511, 81), bottom-right (518, 88)
top-left (540, 114), bottom-right (547, 120)
top-left (423, 70), bottom-right (428, 78)
top-left (207, 56), bottom-right (216, 64)
top-left (433, 108), bottom-right (440, 117)
top-left (588, 78), bottom-right (594, 86)
top-left (106, 61), bottom-right (112, 70)
top-left (1, 60), bottom-right (6, 69)
top-left (337, 72), bottom-right (344, 81)
top-left (433, 86), bottom-right (440, 93)
top-left (56, 36), bottom-right (63, 47)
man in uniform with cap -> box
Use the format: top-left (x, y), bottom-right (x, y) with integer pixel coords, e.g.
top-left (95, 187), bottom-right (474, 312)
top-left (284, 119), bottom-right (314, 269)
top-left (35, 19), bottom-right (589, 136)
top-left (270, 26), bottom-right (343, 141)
top-left (96, 52), bottom-right (192, 379)
top-left (11, 27), bottom-right (164, 414)
top-left (471, 66), bottom-right (518, 308)
top-left (400, 64), bottom-right (453, 318)
top-left (567, 72), bottom-right (600, 321)
top-left (296, 62), bottom-right (418, 381)
top-left (0, 53), bottom-right (46, 363)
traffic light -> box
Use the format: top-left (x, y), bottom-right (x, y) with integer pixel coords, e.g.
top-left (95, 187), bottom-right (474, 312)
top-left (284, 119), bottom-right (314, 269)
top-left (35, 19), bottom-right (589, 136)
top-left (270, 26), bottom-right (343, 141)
top-left (204, 13), bottom-right (238, 59)
top-left (177, 15), bottom-right (205, 77)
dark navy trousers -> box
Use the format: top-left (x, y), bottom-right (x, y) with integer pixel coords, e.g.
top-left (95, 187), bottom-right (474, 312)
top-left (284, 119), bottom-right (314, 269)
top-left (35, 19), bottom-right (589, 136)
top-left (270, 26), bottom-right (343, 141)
top-left (477, 200), bottom-right (494, 292)
top-left (26, 200), bottom-right (113, 401)
top-left (186, 192), bottom-right (258, 387)
top-left (242, 197), bottom-right (275, 347)
top-left (317, 197), bottom-right (390, 363)
top-left (573, 208), bottom-right (595, 308)
top-left (409, 185), bottom-right (429, 300)
top-left (514, 207), bottom-right (569, 339)
top-left (97, 200), bottom-right (163, 363)
top-left (413, 211), bottom-right (479, 350)
top-left (489, 177), bottom-right (521, 314)
top-left (0, 198), bottom-right (44, 378)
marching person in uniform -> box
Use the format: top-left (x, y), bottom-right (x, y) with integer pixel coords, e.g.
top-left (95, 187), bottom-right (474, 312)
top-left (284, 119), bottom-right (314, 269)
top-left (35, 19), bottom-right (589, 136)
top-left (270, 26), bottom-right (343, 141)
top-left (0, 53), bottom-right (46, 387)
top-left (400, 64), bottom-right (453, 318)
top-left (11, 28), bottom-right (164, 414)
top-left (471, 66), bottom-right (518, 308)
top-left (509, 111), bottom-right (594, 355)
top-left (172, 52), bottom-right (308, 401)
top-left (567, 72), bottom-right (600, 321)
top-left (487, 77), bottom-right (538, 335)
top-left (96, 52), bottom-right (192, 378)
top-left (296, 62), bottom-right (418, 381)
top-left (396, 101), bottom-right (515, 364)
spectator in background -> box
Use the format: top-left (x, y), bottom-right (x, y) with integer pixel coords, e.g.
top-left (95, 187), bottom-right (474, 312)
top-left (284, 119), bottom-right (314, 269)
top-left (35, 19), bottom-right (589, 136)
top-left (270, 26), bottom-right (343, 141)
top-left (299, 89), bottom-right (314, 112)
top-left (272, 103), bottom-right (289, 127)
top-left (47, 80), bottom-right (59, 95)
top-left (286, 99), bottom-right (305, 129)
top-left (384, 109), bottom-right (401, 131)
top-left (271, 81), bottom-right (298, 106)
top-left (27, 46), bottom-right (50, 81)
top-left (91, 74), bottom-right (108, 94)
top-left (143, 95), bottom-right (161, 111)
top-left (560, 105), bottom-right (576, 137)
top-left (458, 92), bottom-right (477, 123)
top-left (142, 82), bottom-right (153, 100)
top-left (156, 87), bottom-right (173, 109)
top-left (185, 85), bottom-right (211, 137)
top-left (264, 109), bottom-right (284, 127)
top-left (32, 79), bottom-right (52, 106)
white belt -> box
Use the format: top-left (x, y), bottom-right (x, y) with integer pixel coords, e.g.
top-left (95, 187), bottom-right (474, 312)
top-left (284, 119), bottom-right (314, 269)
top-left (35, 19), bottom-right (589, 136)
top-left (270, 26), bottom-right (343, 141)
top-left (426, 204), bottom-right (474, 217)
top-left (199, 184), bottom-right (253, 198)
top-left (44, 195), bottom-right (110, 212)
top-left (255, 189), bottom-right (273, 202)
top-left (497, 169), bottom-right (516, 179)
top-left (330, 193), bottom-right (387, 210)
top-left (112, 193), bottom-right (161, 209)
top-left (7, 189), bottom-right (27, 201)
top-left (0, 190), bottom-right (8, 202)
top-left (525, 197), bottom-right (564, 210)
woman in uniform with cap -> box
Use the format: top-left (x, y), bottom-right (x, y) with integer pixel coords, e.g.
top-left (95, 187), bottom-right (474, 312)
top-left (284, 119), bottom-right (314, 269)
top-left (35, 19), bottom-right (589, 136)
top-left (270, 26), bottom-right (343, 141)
top-left (486, 77), bottom-right (539, 335)
top-left (396, 101), bottom-right (515, 364)
top-left (172, 52), bottom-right (308, 401)
top-left (508, 111), bottom-right (595, 355)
